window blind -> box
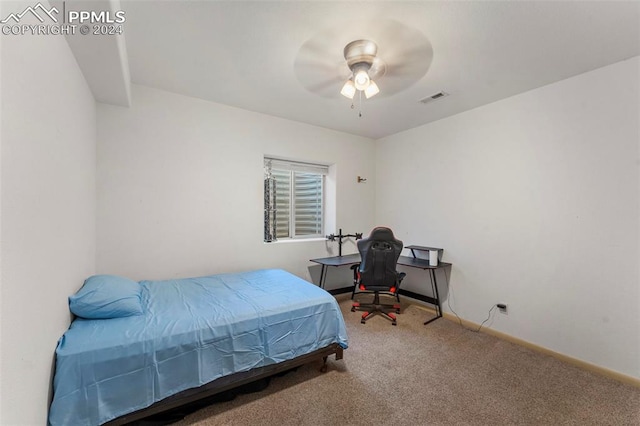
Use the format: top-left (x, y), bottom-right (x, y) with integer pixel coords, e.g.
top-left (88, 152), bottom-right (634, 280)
top-left (265, 157), bottom-right (329, 175)
top-left (264, 157), bottom-right (326, 241)
top-left (294, 172), bottom-right (323, 236)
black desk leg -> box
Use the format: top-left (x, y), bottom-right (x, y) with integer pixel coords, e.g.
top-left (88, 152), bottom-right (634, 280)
top-left (424, 268), bottom-right (443, 325)
top-left (350, 264), bottom-right (359, 300)
top-left (318, 265), bottom-right (327, 289)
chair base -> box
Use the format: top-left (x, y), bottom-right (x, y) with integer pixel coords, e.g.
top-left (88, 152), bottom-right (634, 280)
top-left (351, 293), bottom-right (401, 326)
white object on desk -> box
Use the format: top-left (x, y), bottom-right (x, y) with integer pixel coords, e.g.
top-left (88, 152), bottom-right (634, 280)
top-left (429, 250), bottom-right (438, 266)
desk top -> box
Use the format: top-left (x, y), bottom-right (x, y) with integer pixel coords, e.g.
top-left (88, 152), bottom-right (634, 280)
top-left (310, 253), bottom-right (451, 270)
top-left (309, 253), bottom-right (361, 266)
top-left (397, 256), bottom-right (451, 270)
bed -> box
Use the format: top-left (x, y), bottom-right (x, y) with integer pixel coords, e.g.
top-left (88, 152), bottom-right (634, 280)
top-left (48, 268), bottom-right (348, 425)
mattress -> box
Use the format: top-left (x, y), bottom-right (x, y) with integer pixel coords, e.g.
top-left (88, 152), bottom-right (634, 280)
top-left (49, 268), bottom-right (349, 425)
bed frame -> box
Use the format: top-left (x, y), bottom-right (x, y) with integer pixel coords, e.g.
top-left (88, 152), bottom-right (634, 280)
top-left (104, 343), bottom-right (344, 425)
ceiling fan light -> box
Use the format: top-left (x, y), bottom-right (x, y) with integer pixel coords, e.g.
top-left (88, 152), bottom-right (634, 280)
top-left (364, 80), bottom-right (379, 99)
top-left (353, 69), bottom-right (370, 90)
top-left (340, 79), bottom-right (356, 99)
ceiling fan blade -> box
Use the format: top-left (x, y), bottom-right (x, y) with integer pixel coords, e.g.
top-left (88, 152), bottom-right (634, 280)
top-left (299, 38), bottom-right (337, 59)
top-left (385, 54), bottom-right (433, 77)
top-left (294, 35), bottom-right (350, 98)
top-left (380, 39), bottom-right (433, 94)
top-left (306, 77), bottom-right (345, 95)
top-left (295, 38), bottom-right (342, 68)
top-left (294, 60), bottom-right (348, 98)
top-left (295, 60), bottom-right (343, 74)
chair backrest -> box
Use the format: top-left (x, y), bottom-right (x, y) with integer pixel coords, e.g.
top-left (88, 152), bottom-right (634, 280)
top-left (357, 227), bottom-right (403, 291)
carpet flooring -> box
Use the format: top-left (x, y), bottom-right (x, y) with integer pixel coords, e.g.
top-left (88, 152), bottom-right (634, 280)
top-left (170, 296), bottom-right (640, 425)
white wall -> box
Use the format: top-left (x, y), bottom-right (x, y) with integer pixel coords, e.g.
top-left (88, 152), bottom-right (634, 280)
top-left (376, 57), bottom-right (640, 379)
top-left (0, 3), bottom-right (5, 422)
top-left (97, 85), bottom-right (375, 286)
top-left (0, 4), bottom-right (97, 423)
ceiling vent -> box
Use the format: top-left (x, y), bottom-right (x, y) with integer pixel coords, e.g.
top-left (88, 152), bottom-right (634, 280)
top-left (419, 91), bottom-right (449, 104)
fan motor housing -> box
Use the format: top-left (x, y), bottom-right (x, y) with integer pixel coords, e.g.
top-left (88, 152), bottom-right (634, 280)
top-left (344, 39), bottom-right (378, 69)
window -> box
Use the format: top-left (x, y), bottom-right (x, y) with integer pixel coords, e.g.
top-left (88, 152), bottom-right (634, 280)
top-left (264, 157), bottom-right (328, 242)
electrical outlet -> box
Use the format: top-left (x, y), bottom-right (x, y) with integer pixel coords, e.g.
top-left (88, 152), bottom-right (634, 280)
top-left (497, 303), bottom-right (508, 314)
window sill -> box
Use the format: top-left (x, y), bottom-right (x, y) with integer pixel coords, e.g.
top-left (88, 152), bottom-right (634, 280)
top-left (264, 237), bottom-right (327, 244)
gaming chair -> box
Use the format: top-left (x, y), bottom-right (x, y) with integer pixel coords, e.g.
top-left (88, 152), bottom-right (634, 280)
top-left (351, 227), bottom-right (406, 325)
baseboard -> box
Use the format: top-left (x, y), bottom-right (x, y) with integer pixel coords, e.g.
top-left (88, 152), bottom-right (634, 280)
top-left (412, 304), bottom-right (640, 388)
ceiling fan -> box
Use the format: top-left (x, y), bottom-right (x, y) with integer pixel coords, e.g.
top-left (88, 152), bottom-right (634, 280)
top-left (339, 39), bottom-right (384, 100)
top-left (294, 19), bottom-right (433, 102)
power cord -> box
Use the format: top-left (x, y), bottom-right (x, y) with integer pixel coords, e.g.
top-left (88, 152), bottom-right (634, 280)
top-left (445, 270), bottom-right (497, 332)
top-left (473, 304), bottom-right (497, 332)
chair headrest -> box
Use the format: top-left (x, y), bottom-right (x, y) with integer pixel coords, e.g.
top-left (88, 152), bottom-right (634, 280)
top-left (367, 227), bottom-right (396, 242)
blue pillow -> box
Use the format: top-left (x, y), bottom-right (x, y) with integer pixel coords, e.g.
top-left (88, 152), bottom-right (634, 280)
top-left (69, 275), bottom-right (143, 319)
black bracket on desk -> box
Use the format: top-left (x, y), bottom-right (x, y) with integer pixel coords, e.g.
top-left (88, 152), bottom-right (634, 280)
top-left (326, 228), bottom-right (362, 257)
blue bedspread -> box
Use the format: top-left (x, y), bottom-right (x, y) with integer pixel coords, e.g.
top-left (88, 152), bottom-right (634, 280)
top-left (49, 269), bottom-right (348, 425)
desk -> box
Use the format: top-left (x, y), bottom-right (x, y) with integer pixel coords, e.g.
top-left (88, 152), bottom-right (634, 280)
top-left (397, 256), bottom-right (451, 324)
top-left (310, 253), bottom-right (451, 325)
top-left (309, 254), bottom-right (361, 290)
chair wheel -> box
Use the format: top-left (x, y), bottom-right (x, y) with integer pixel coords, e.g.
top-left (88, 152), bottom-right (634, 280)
top-left (351, 307), bottom-right (356, 312)
top-left (396, 308), bottom-right (400, 313)
top-left (361, 319), bottom-right (366, 324)
top-left (392, 321), bottom-right (397, 326)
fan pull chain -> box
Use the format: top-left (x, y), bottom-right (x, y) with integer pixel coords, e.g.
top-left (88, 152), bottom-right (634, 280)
top-left (349, 91), bottom-right (364, 118)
